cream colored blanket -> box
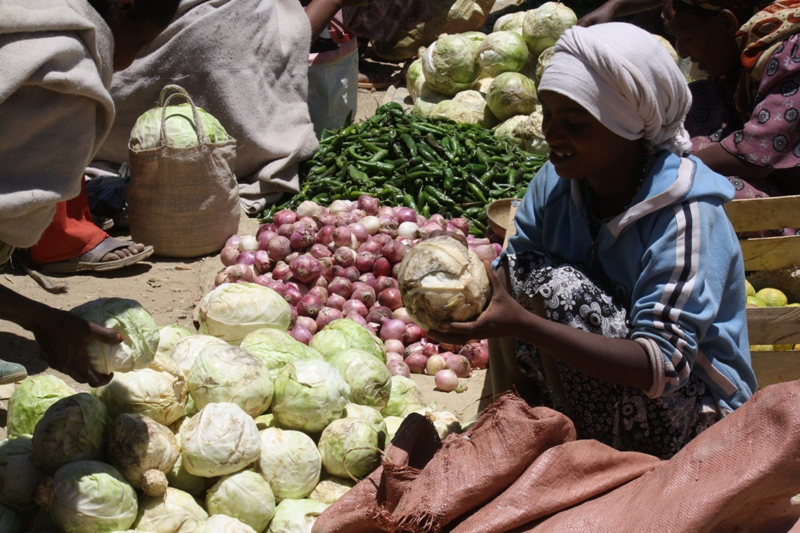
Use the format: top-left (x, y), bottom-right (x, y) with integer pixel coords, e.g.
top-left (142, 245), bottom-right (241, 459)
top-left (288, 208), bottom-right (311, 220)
top-left (94, 0), bottom-right (320, 214)
top-left (0, 0), bottom-right (115, 247)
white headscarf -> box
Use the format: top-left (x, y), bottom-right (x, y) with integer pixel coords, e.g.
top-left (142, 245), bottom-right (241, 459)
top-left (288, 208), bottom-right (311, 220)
top-left (538, 22), bottom-right (692, 156)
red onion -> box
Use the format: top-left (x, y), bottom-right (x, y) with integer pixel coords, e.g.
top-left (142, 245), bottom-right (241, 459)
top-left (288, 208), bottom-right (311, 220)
top-left (377, 216), bottom-right (398, 237)
top-left (330, 265), bottom-right (348, 280)
top-left (296, 316), bottom-right (318, 335)
top-left (271, 261), bottom-right (291, 282)
top-left (308, 243), bottom-right (332, 259)
top-left (287, 281), bottom-right (309, 296)
top-left (347, 312), bottom-right (368, 326)
top-left (258, 230), bottom-right (277, 250)
top-left (369, 233), bottom-right (392, 247)
top-left (473, 244), bottom-right (498, 262)
top-left (242, 265), bottom-right (256, 283)
top-left (308, 286), bottom-right (328, 304)
top-left (254, 274), bottom-right (272, 287)
top-left (386, 351), bottom-right (404, 365)
top-left (358, 272), bottom-right (376, 287)
top-left (336, 211), bottom-right (358, 226)
top-left (381, 241), bottom-right (409, 264)
top-left (332, 226), bottom-right (352, 248)
top-left (378, 288), bottom-right (403, 310)
top-left (297, 294), bottom-right (323, 317)
top-left (214, 269), bottom-right (229, 286)
top-left (224, 264), bottom-right (246, 283)
top-left (253, 250), bottom-right (271, 274)
top-left (449, 217), bottom-right (470, 236)
top-left (392, 307), bottom-right (412, 324)
top-left (328, 277), bottom-right (352, 298)
top-left (375, 276), bottom-right (398, 293)
top-left (460, 342), bottom-right (489, 369)
top-left (225, 235), bottom-right (241, 249)
top-left (220, 245), bottom-right (239, 267)
top-left (357, 194), bottom-right (380, 215)
top-left (257, 222), bottom-right (277, 235)
top-left (289, 305), bottom-right (298, 329)
top-left (317, 213), bottom-right (337, 228)
top-left (416, 214), bottom-right (427, 226)
top-left (404, 342), bottom-right (425, 357)
top-left (283, 285), bottom-right (302, 306)
top-left (236, 250), bottom-right (257, 268)
top-left (289, 254), bottom-right (322, 284)
top-left (434, 369), bottom-right (459, 392)
top-left (395, 207), bottom-right (417, 224)
top-left (373, 257), bottom-right (392, 277)
top-left (420, 338), bottom-right (439, 356)
top-left (358, 240), bottom-right (383, 255)
top-left (266, 280), bottom-right (286, 295)
top-left (387, 360), bottom-right (411, 378)
top-left (326, 293), bottom-right (346, 310)
top-left (351, 285), bottom-right (376, 307)
top-left (351, 208), bottom-right (366, 219)
top-left (344, 266), bottom-right (361, 282)
top-left (316, 226), bottom-right (335, 247)
top-left (277, 223), bottom-right (294, 238)
top-left (419, 221), bottom-right (443, 237)
top-left (290, 324), bottom-right (313, 345)
top-left (404, 324), bottom-right (424, 345)
top-left (377, 206), bottom-right (395, 219)
top-left (492, 243), bottom-right (502, 256)
top-left (380, 318), bottom-right (406, 341)
top-left (317, 307), bottom-right (343, 329)
top-left (366, 305), bottom-right (393, 325)
top-left (429, 213), bottom-right (447, 230)
top-left (355, 252), bottom-right (377, 273)
top-left (445, 353), bottom-right (472, 378)
top-left (296, 217), bottom-right (318, 230)
top-left (342, 299), bottom-right (368, 317)
top-left (273, 209), bottom-right (297, 226)
top-left (426, 354), bottom-right (447, 375)
top-left (285, 252), bottom-right (300, 264)
top-left (384, 339), bottom-right (405, 355)
top-left (333, 247), bottom-right (356, 268)
top-left (312, 275), bottom-right (328, 288)
top-left (267, 236), bottom-right (291, 262)
top-left (290, 226), bottom-right (315, 251)
top-left (238, 234), bottom-right (258, 252)
top-left (392, 262), bottom-right (402, 278)
top-left (404, 353), bottom-right (428, 374)
top-left (348, 223), bottom-right (369, 244)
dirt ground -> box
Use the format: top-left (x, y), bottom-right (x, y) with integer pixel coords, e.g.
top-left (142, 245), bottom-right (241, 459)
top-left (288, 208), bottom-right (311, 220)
top-left (0, 87), bottom-right (492, 439)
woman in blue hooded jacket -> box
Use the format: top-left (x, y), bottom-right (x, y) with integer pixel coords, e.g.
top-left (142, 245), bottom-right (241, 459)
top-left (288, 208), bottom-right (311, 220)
top-left (429, 22), bottom-right (756, 459)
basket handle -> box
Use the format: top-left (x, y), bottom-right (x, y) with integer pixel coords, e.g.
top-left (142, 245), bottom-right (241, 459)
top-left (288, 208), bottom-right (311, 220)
top-left (156, 84), bottom-right (208, 146)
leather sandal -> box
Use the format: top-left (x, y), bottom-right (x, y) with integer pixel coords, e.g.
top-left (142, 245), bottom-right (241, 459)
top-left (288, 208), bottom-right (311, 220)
top-left (38, 237), bottom-right (154, 274)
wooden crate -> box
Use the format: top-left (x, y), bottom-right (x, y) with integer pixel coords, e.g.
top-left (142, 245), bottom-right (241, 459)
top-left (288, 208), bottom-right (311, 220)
top-left (724, 195), bottom-right (800, 388)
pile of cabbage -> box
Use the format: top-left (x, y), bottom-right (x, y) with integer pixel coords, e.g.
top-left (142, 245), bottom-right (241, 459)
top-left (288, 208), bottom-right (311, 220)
top-left (407, 1), bottom-right (578, 155)
top-left (0, 296), bottom-right (464, 533)
top-left (215, 194), bottom-right (491, 383)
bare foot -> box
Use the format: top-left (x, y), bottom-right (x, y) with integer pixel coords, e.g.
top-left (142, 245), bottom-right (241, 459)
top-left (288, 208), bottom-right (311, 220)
top-left (100, 242), bottom-right (146, 262)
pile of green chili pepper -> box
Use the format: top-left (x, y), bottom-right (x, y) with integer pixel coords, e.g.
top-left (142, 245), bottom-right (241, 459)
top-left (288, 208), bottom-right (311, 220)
top-left (260, 102), bottom-right (547, 236)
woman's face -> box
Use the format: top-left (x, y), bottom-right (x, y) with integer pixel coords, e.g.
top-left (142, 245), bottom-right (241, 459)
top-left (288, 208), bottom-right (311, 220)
top-left (665, 8), bottom-right (741, 79)
top-left (539, 90), bottom-right (639, 183)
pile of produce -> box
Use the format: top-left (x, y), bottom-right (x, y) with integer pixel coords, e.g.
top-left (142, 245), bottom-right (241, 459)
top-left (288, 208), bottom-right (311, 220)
top-left (219, 194), bottom-right (490, 384)
top-left (407, 1), bottom-right (578, 151)
top-left (745, 279), bottom-right (800, 352)
top-left (0, 294), bottom-right (466, 533)
top-left (267, 102), bottom-right (546, 235)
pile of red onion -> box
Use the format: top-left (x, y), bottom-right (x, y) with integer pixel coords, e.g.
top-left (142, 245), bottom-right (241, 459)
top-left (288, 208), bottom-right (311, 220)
top-left (215, 195), bottom-right (496, 388)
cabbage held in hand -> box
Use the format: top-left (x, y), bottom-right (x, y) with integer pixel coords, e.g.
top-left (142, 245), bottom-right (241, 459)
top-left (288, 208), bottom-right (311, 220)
top-left (521, 1), bottom-right (577, 60)
top-left (397, 235), bottom-right (490, 332)
top-left (70, 298), bottom-right (159, 375)
top-left (198, 283), bottom-right (292, 345)
top-left (421, 33), bottom-right (481, 95)
top-left (476, 31), bottom-right (529, 77)
top-left (130, 102), bottom-right (230, 150)
top-left (486, 72), bottom-right (538, 122)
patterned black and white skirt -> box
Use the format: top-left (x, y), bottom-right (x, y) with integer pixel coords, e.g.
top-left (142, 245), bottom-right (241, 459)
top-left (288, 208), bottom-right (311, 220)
top-left (506, 251), bottom-right (719, 459)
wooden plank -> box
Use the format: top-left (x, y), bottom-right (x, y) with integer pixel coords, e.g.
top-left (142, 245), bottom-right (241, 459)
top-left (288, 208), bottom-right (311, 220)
top-left (751, 350), bottom-right (800, 389)
top-left (746, 306), bottom-right (800, 344)
top-left (739, 236), bottom-right (800, 271)
top-left (725, 195), bottom-right (800, 232)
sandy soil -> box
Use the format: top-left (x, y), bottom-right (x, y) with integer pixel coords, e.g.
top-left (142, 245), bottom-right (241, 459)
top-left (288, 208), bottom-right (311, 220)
top-left (0, 88), bottom-right (493, 437)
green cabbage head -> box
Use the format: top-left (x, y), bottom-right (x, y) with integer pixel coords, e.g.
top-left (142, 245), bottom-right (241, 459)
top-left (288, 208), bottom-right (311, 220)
top-left (256, 428), bottom-right (321, 501)
top-left (477, 31), bottom-right (529, 77)
top-left (406, 58), bottom-right (425, 100)
top-left (0, 436), bottom-right (46, 515)
top-left (421, 33), bottom-right (481, 96)
top-left (133, 487), bottom-right (208, 533)
top-left (429, 100), bottom-right (478, 124)
top-left (328, 350), bottom-right (392, 410)
top-left (206, 470), bottom-right (276, 533)
top-left (452, 90), bottom-right (497, 128)
top-left (486, 72), bottom-right (538, 122)
top-left (521, 1), bottom-right (577, 60)
top-left (493, 11), bottom-right (526, 32)
top-left (198, 283), bottom-right (292, 345)
top-left (380, 376), bottom-right (426, 417)
top-left (156, 325), bottom-right (193, 357)
top-left (267, 499), bottom-right (329, 533)
top-left (413, 82), bottom-right (449, 118)
top-left (309, 477), bottom-right (355, 505)
top-left (129, 102), bottom-right (231, 150)
top-left (0, 504), bottom-right (22, 533)
top-left (195, 515), bottom-right (257, 533)
top-left (37, 460), bottom-right (138, 533)
top-left (318, 417), bottom-right (385, 479)
top-left (271, 359), bottom-right (350, 433)
top-left (70, 298), bottom-right (159, 374)
top-left (7, 375), bottom-right (75, 437)
top-left (240, 328), bottom-right (324, 379)
top-left (309, 318), bottom-right (385, 363)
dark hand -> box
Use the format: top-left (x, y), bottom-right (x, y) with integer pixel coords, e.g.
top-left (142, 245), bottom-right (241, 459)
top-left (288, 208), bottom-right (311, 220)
top-left (577, 1), bottom-right (618, 26)
top-left (426, 261), bottom-right (528, 345)
top-left (31, 308), bottom-right (116, 387)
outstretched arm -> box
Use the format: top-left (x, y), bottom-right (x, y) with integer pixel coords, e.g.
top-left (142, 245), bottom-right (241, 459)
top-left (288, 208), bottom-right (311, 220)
top-left (578, 0), bottom-right (662, 26)
top-left (0, 285), bottom-right (115, 387)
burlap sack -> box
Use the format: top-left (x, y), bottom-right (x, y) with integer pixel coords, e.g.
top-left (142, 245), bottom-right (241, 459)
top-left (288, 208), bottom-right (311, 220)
top-left (127, 85), bottom-right (240, 258)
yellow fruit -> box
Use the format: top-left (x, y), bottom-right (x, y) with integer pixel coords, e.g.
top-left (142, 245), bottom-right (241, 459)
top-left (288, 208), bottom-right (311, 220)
top-left (788, 303), bottom-right (800, 307)
top-left (773, 344), bottom-right (794, 351)
top-left (795, 344), bottom-right (800, 350)
top-left (756, 287), bottom-right (788, 307)
top-left (744, 280), bottom-right (756, 298)
top-left (746, 295), bottom-right (766, 308)
top-left (750, 345), bottom-right (775, 351)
